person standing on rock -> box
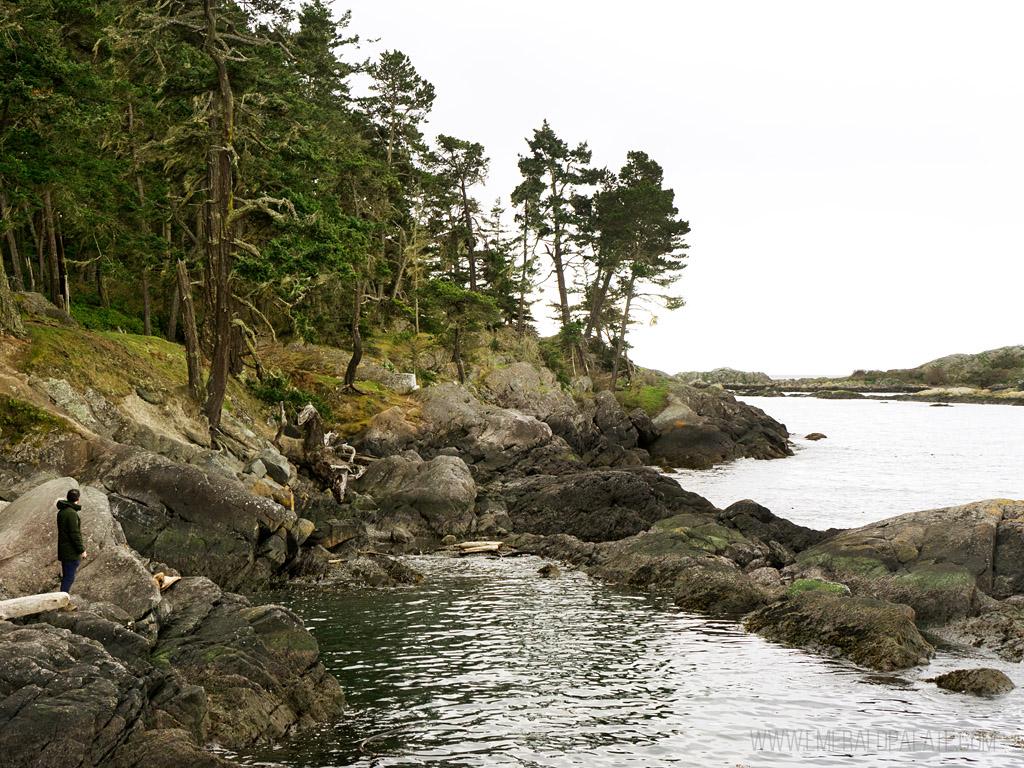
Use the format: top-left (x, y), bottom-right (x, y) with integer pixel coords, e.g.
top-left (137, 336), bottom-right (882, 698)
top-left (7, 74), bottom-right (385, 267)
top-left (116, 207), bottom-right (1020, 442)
top-left (56, 488), bottom-right (86, 607)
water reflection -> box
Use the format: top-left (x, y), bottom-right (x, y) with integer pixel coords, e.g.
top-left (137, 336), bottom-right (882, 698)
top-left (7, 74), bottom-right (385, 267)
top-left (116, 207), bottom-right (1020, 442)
top-left (231, 556), bottom-right (1024, 768)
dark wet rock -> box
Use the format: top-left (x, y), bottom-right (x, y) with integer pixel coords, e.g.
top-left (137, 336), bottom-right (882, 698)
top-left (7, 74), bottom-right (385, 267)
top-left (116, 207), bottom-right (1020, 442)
top-left (792, 499), bottom-right (1024, 623)
top-left (805, 432), bottom-right (827, 441)
top-left (502, 467), bottom-right (717, 543)
top-left (717, 499), bottom-right (840, 561)
top-left (354, 453), bottom-right (477, 538)
top-left (308, 517), bottom-right (362, 550)
top-left (927, 668), bottom-right (1015, 695)
top-left (745, 592), bottom-right (934, 671)
top-left (647, 387), bottom-right (791, 470)
top-left (627, 407), bottom-right (658, 448)
top-left (933, 606), bottom-right (1024, 662)
top-left (0, 478), bottom-right (161, 621)
top-left (0, 619), bottom-right (148, 768)
top-left (813, 390), bottom-right (865, 399)
top-left (513, 510), bottom-right (780, 614)
top-left (155, 576), bottom-right (344, 748)
top-left (100, 447), bottom-right (297, 592)
top-left (327, 552), bottom-right (422, 588)
top-left (538, 563), bottom-right (561, 578)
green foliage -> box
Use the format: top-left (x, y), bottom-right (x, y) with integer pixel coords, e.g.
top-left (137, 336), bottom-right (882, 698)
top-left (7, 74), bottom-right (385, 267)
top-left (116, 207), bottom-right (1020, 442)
top-left (246, 373), bottom-right (334, 421)
top-left (70, 303), bottom-right (145, 334)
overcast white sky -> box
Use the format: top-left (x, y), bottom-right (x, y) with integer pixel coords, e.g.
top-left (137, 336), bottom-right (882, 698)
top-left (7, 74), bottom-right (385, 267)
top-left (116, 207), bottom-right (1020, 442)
top-left (334, 0), bottom-right (1024, 376)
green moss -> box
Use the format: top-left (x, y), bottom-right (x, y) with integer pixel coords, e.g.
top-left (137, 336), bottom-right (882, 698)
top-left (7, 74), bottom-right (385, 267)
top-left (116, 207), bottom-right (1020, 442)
top-left (617, 385), bottom-right (670, 415)
top-left (797, 550), bottom-right (892, 577)
top-left (894, 564), bottom-right (974, 590)
top-left (786, 578), bottom-right (850, 598)
top-left (150, 650), bottom-right (172, 670)
top-left (0, 397), bottom-right (68, 444)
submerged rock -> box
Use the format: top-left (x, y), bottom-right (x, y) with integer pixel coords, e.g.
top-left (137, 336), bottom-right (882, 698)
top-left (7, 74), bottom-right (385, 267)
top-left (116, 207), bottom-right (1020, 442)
top-left (927, 668), bottom-right (1015, 696)
top-left (745, 591), bottom-right (934, 671)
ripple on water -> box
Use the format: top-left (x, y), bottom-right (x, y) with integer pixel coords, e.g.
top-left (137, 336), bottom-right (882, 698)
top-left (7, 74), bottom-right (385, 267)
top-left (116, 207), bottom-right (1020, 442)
top-left (228, 555), bottom-right (1024, 768)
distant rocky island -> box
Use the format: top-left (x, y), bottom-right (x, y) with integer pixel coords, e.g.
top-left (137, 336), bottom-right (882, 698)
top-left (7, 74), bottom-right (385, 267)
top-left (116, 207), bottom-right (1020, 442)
top-left (677, 346), bottom-right (1024, 404)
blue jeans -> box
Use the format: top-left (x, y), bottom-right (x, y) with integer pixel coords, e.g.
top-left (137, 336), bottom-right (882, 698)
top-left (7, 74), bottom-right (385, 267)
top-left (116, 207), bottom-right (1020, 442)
top-left (60, 560), bottom-right (80, 593)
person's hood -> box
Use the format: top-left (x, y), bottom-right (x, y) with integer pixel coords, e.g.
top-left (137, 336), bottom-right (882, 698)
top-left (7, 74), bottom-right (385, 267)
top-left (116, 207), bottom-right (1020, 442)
top-left (56, 499), bottom-right (82, 512)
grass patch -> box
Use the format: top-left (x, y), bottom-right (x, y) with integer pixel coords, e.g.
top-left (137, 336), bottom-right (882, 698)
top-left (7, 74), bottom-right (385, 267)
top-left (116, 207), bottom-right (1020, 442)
top-left (23, 323), bottom-right (187, 398)
top-left (246, 373), bottom-right (334, 421)
top-left (70, 304), bottom-right (144, 335)
top-left (617, 385), bottom-right (670, 415)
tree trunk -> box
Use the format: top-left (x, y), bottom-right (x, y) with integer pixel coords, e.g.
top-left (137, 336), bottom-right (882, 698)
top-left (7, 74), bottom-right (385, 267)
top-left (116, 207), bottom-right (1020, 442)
top-left (0, 185), bottom-right (24, 291)
top-left (43, 192), bottom-right (61, 308)
top-left (142, 270), bottom-right (152, 335)
top-left (460, 180), bottom-right (477, 291)
top-left (584, 267), bottom-right (614, 340)
top-left (166, 282), bottom-right (180, 342)
top-left (176, 259), bottom-right (204, 401)
top-left (0, 243), bottom-right (25, 338)
top-left (30, 209), bottom-right (45, 296)
top-left (453, 322), bottom-right (466, 383)
top-left (202, 0), bottom-right (237, 431)
top-left (610, 276), bottom-right (635, 391)
top-left (518, 202), bottom-right (529, 339)
top-left (55, 217), bottom-right (69, 312)
top-left (344, 280), bottom-right (362, 389)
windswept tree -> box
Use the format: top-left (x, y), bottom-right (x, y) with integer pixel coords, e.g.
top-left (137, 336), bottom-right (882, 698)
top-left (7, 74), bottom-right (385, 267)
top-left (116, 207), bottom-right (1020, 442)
top-left (430, 134), bottom-right (488, 291)
top-left (513, 121), bottom-right (597, 329)
top-left (596, 151), bottom-right (689, 389)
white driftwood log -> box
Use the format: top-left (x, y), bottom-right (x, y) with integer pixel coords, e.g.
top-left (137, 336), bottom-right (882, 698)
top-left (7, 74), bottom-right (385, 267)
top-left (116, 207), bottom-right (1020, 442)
top-left (0, 592), bottom-right (70, 620)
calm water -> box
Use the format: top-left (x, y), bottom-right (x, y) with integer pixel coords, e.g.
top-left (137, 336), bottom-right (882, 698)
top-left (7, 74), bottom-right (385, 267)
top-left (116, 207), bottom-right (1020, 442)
top-left (673, 396), bottom-right (1024, 529)
top-left (230, 399), bottom-right (1024, 768)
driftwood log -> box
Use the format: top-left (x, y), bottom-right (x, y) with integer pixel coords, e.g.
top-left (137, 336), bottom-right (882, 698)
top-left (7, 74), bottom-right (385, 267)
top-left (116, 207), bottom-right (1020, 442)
top-left (0, 592), bottom-right (70, 619)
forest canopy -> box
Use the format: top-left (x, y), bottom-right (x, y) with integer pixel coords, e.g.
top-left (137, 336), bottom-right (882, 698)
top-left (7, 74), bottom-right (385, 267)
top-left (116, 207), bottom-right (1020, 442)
top-left (0, 0), bottom-right (690, 418)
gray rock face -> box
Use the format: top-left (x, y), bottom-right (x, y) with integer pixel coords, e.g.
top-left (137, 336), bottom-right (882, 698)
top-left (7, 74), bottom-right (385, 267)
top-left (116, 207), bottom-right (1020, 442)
top-left (0, 478), bottom-right (161, 621)
top-left (15, 291), bottom-right (78, 326)
top-left (933, 606), bottom-right (1024, 662)
top-left (102, 448), bottom-right (298, 591)
top-left (927, 668), bottom-right (1015, 695)
top-left (745, 592), bottom-right (935, 671)
top-left (481, 365), bottom-right (649, 468)
top-left (354, 454), bottom-right (477, 537)
top-left (793, 499), bottom-right (1024, 623)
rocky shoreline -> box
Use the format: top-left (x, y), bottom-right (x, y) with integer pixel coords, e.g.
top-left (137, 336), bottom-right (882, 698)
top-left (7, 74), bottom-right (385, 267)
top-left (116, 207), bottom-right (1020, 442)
top-left (1, 322), bottom-right (1020, 766)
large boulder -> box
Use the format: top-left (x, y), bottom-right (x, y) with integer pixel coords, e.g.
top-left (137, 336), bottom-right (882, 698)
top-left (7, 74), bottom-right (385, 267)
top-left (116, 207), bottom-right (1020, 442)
top-left (792, 499), bottom-right (1024, 623)
top-left (933, 606), bottom-right (1024, 662)
top-left (0, 478), bottom-right (160, 621)
top-left (745, 591), bottom-right (935, 671)
top-left (648, 386), bottom-right (791, 469)
top-left (100, 448), bottom-right (298, 592)
top-left (502, 468), bottom-right (716, 543)
top-left (717, 499), bottom-right (842, 559)
top-left (354, 453), bottom-right (477, 538)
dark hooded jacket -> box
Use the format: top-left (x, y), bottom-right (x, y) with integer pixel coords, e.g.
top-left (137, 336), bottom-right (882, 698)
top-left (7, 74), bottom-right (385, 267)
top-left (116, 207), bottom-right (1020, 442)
top-left (56, 499), bottom-right (85, 562)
